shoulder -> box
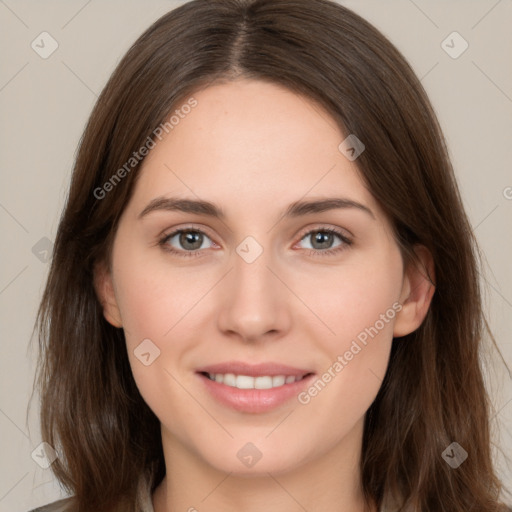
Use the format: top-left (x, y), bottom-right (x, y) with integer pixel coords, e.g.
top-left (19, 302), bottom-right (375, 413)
top-left (28, 497), bottom-right (75, 512)
top-left (27, 492), bottom-right (155, 512)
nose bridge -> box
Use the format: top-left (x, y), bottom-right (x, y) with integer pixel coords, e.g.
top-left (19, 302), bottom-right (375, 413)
top-left (232, 235), bottom-right (278, 309)
top-left (216, 235), bottom-right (289, 341)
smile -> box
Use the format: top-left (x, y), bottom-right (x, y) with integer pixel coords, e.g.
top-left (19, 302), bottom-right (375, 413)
top-left (203, 373), bottom-right (309, 390)
top-left (195, 362), bottom-right (315, 413)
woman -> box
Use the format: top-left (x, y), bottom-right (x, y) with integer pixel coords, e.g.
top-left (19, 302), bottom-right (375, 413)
top-left (31, 0), bottom-right (511, 510)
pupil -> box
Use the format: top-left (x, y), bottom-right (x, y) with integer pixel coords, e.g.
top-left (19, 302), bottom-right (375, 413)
top-left (181, 231), bottom-right (202, 250)
top-left (314, 232), bottom-right (332, 249)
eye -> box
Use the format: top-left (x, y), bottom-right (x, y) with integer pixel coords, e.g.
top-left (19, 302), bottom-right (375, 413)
top-left (295, 227), bottom-right (352, 256)
top-left (159, 228), bottom-right (215, 257)
top-left (158, 226), bottom-right (352, 258)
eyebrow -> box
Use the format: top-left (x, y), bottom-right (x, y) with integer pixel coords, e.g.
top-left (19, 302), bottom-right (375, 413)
top-left (137, 196), bottom-right (375, 220)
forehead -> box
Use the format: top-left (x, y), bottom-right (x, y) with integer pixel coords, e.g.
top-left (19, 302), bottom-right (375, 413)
top-left (130, 79), bottom-right (379, 218)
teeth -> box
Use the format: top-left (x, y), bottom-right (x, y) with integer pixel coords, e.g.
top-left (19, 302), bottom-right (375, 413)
top-left (255, 376), bottom-right (272, 389)
top-left (223, 373), bottom-right (236, 387)
top-left (236, 375), bottom-right (255, 389)
top-left (272, 375), bottom-right (285, 387)
top-left (207, 373), bottom-right (304, 390)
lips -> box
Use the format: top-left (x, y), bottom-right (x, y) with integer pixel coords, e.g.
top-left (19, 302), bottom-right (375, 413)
top-left (195, 361), bottom-right (315, 413)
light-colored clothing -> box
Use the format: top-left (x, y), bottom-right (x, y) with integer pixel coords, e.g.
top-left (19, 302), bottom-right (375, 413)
top-left (29, 483), bottom-right (155, 512)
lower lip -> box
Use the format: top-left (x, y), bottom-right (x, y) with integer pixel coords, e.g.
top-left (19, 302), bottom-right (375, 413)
top-left (197, 373), bottom-right (315, 413)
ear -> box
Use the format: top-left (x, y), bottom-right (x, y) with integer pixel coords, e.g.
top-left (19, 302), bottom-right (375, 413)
top-left (393, 245), bottom-right (435, 338)
top-left (93, 259), bottom-right (123, 328)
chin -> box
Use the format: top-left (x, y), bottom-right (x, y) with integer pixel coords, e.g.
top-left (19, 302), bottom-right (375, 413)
top-left (198, 441), bottom-right (308, 476)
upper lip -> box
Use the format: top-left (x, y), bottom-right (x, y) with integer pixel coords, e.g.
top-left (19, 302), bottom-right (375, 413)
top-left (196, 361), bottom-right (314, 378)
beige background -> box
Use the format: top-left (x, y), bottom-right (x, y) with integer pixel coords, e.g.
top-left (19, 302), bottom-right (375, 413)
top-left (0, 0), bottom-right (511, 510)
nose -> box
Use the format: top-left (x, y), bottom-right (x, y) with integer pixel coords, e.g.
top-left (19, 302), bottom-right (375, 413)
top-left (216, 243), bottom-right (292, 343)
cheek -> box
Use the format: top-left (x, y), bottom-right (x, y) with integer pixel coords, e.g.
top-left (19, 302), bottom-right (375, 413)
top-left (296, 249), bottom-right (402, 412)
top-left (296, 247), bottom-right (403, 349)
top-left (113, 248), bottom-right (205, 347)
top-left (112, 256), bottom-right (196, 419)
top-left (110, 245), bottom-right (209, 402)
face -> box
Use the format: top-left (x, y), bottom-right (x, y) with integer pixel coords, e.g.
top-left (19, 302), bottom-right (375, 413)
top-left (96, 79), bottom-right (428, 476)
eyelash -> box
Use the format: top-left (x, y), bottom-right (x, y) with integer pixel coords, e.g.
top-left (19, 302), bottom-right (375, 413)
top-left (158, 225), bottom-right (353, 259)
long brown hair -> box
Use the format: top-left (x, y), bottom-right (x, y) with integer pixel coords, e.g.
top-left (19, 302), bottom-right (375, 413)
top-left (31, 0), bottom-right (510, 510)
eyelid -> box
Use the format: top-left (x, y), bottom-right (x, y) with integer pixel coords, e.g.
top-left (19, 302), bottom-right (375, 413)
top-left (158, 223), bottom-right (219, 255)
top-left (158, 223), bottom-right (218, 243)
top-left (158, 222), bottom-right (352, 243)
top-left (158, 223), bottom-right (353, 257)
top-left (293, 223), bottom-right (353, 245)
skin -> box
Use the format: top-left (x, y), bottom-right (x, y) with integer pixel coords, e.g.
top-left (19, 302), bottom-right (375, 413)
top-left (95, 79), bottom-right (434, 512)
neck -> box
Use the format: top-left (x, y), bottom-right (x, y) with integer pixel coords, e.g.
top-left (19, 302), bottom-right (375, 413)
top-left (152, 417), bottom-right (377, 512)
